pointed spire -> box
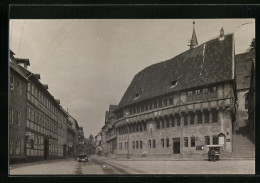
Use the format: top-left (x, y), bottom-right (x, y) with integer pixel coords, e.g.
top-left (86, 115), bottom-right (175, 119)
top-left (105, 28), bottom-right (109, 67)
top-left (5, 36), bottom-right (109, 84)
top-left (189, 20), bottom-right (198, 49)
top-left (219, 27), bottom-right (225, 40)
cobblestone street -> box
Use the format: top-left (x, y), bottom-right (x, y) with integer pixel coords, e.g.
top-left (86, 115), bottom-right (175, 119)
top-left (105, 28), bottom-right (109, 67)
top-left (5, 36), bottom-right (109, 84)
top-left (9, 155), bottom-right (254, 175)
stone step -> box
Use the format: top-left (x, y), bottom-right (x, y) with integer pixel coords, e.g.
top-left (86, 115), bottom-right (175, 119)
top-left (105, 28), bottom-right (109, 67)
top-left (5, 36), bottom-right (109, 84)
top-left (231, 133), bottom-right (255, 158)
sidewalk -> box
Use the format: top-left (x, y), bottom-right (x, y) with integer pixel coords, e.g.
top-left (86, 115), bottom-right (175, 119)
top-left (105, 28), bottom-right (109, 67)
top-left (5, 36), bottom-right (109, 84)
top-left (9, 157), bottom-right (75, 170)
top-left (97, 154), bottom-right (255, 161)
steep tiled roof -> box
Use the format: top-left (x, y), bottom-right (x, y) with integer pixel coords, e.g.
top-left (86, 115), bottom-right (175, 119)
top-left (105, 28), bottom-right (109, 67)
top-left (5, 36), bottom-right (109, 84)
top-left (118, 34), bottom-right (234, 109)
top-left (235, 51), bottom-right (255, 90)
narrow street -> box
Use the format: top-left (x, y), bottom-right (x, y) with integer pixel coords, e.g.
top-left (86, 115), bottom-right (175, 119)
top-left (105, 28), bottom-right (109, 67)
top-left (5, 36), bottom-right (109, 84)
top-left (9, 155), bottom-right (254, 175)
top-left (9, 155), bottom-right (145, 175)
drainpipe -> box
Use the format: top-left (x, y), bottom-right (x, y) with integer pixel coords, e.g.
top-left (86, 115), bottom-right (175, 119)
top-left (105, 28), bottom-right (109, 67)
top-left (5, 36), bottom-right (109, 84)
top-left (127, 124), bottom-right (130, 159)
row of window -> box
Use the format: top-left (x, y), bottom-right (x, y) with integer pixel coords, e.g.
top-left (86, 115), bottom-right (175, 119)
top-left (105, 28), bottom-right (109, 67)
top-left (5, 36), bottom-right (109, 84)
top-left (125, 86), bottom-right (218, 117)
top-left (161, 138), bottom-right (170, 148)
top-left (128, 96), bottom-right (174, 116)
top-left (26, 136), bottom-right (58, 155)
top-left (187, 87), bottom-right (217, 102)
top-left (118, 123), bottom-right (147, 135)
top-left (26, 132), bottom-right (44, 150)
top-left (184, 136), bottom-right (218, 147)
top-left (156, 110), bottom-right (218, 129)
top-left (27, 120), bottom-right (58, 139)
top-left (28, 82), bottom-right (56, 115)
top-left (132, 141), bottom-right (143, 149)
top-left (118, 136), bottom-right (219, 151)
top-left (118, 110), bottom-right (218, 135)
top-left (10, 76), bottom-right (22, 95)
top-left (9, 107), bottom-right (21, 125)
top-left (27, 82), bottom-right (67, 124)
top-left (27, 105), bottom-right (58, 133)
top-left (9, 139), bottom-right (21, 156)
top-left (28, 93), bottom-right (67, 131)
top-left (27, 149), bottom-right (43, 157)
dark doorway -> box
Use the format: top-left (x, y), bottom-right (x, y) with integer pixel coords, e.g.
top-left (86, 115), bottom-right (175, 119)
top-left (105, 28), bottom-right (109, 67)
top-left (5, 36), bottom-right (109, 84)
top-left (44, 140), bottom-right (49, 160)
top-left (173, 138), bottom-right (180, 154)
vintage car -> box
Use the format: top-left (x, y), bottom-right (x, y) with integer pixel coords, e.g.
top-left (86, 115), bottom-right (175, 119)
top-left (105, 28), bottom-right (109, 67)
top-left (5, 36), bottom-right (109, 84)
top-left (206, 145), bottom-right (223, 161)
top-left (77, 153), bottom-right (88, 162)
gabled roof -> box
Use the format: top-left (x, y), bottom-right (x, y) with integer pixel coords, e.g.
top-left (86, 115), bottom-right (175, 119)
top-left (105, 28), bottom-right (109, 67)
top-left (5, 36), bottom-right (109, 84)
top-left (235, 51), bottom-right (255, 90)
top-left (117, 34), bottom-right (234, 109)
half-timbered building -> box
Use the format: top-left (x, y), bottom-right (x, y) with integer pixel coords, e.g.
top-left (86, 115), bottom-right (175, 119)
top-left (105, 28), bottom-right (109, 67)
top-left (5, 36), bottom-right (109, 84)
top-left (114, 26), bottom-right (236, 157)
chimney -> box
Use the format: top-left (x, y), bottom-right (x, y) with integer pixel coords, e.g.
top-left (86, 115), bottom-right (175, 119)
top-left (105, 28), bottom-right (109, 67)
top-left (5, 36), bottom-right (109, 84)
top-left (43, 84), bottom-right (48, 89)
top-left (15, 58), bottom-right (30, 69)
top-left (55, 99), bottom-right (60, 104)
top-left (33, 74), bottom-right (41, 79)
top-left (24, 63), bottom-right (28, 69)
top-left (219, 27), bottom-right (225, 40)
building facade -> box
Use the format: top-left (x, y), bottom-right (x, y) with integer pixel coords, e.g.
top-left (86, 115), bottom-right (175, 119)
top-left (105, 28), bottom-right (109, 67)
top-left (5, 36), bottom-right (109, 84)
top-left (9, 50), bottom-right (85, 163)
top-left (114, 27), bottom-right (236, 157)
top-left (105, 105), bottom-right (118, 154)
top-left (247, 57), bottom-right (255, 143)
top-left (9, 51), bottom-right (29, 163)
top-left (25, 73), bottom-right (60, 160)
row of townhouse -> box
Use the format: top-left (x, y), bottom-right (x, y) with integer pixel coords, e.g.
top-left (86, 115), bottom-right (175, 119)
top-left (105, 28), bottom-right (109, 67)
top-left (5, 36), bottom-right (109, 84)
top-left (96, 24), bottom-right (255, 158)
top-left (9, 50), bottom-right (85, 163)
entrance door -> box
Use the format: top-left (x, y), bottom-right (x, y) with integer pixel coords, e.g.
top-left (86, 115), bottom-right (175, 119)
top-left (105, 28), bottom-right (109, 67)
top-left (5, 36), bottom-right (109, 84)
top-left (173, 138), bottom-right (180, 154)
top-left (44, 140), bottom-right (49, 160)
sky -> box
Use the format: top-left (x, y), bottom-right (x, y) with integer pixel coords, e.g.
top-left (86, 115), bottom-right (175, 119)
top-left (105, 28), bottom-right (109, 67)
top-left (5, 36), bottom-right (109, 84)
top-left (9, 19), bottom-right (255, 138)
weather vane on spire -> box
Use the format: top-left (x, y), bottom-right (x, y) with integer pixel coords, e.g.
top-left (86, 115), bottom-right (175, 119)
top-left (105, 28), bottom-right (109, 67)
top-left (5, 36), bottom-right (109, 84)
top-left (188, 20), bottom-right (198, 49)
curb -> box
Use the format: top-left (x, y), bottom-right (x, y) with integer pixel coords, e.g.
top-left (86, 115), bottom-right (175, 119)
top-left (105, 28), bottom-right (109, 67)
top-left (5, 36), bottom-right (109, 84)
top-left (100, 157), bottom-right (255, 161)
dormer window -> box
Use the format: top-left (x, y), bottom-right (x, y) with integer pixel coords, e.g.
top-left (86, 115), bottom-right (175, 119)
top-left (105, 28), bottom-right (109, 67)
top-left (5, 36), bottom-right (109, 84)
top-left (170, 80), bottom-right (178, 88)
top-left (134, 93), bottom-right (140, 101)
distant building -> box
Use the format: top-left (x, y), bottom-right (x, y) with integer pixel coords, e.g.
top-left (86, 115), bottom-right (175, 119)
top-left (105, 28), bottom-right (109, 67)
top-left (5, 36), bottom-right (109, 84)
top-left (78, 126), bottom-right (85, 143)
top-left (57, 107), bottom-right (69, 158)
top-left (95, 132), bottom-right (102, 147)
top-left (105, 105), bottom-right (118, 154)
top-left (114, 25), bottom-right (236, 157)
top-left (234, 51), bottom-right (255, 131)
top-left (67, 116), bottom-right (76, 157)
top-left (9, 50), bottom-right (29, 163)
